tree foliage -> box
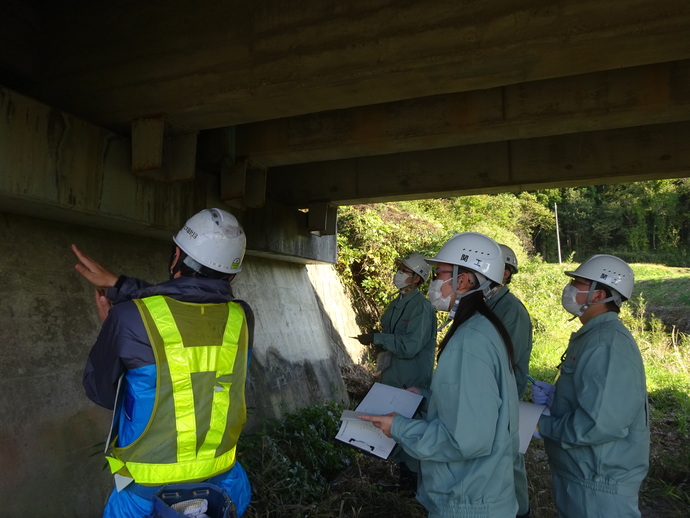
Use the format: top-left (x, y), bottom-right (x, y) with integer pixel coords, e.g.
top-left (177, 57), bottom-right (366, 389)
top-left (337, 179), bottom-right (690, 329)
top-left (336, 195), bottom-right (544, 329)
top-left (533, 179), bottom-right (690, 265)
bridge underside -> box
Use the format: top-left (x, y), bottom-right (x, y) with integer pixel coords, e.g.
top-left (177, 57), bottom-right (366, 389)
top-left (0, 0), bottom-right (689, 256)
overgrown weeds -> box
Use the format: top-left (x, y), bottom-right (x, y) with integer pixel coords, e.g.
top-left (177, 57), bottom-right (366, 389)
top-left (238, 400), bottom-right (425, 517)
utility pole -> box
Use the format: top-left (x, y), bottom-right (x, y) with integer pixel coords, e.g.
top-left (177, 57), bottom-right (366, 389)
top-left (555, 203), bottom-right (562, 264)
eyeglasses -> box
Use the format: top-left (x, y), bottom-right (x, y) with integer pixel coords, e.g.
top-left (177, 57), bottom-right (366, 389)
top-left (432, 269), bottom-right (454, 280)
top-left (570, 279), bottom-right (592, 288)
top-left (397, 268), bottom-right (414, 276)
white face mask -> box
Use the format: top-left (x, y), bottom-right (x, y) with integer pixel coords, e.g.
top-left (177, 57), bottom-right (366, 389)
top-left (428, 278), bottom-right (453, 311)
top-left (561, 283), bottom-right (590, 317)
top-left (393, 270), bottom-right (412, 290)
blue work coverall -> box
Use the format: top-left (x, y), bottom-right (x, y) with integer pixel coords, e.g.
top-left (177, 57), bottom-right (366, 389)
top-left (390, 313), bottom-right (519, 517)
top-left (373, 288), bottom-right (437, 390)
top-left (538, 312), bottom-right (649, 518)
top-left (487, 287), bottom-right (533, 515)
top-left (83, 276), bottom-right (253, 518)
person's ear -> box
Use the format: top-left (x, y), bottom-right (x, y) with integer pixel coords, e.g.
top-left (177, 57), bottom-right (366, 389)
top-left (592, 287), bottom-right (607, 303)
top-left (169, 246), bottom-right (182, 275)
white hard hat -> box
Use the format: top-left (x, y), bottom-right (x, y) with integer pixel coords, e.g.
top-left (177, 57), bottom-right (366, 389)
top-left (399, 252), bottom-right (431, 282)
top-left (427, 232), bottom-right (504, 285)
top-left (566, 254), bottom-right (634, 300)
top-left (499, 244), bottom-right (518, 273)
top-left (173, 208), bottom-right (246, 275)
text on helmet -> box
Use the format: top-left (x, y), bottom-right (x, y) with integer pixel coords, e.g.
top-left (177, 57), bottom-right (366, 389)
top-left (182, 225), bottom-right (198, 240)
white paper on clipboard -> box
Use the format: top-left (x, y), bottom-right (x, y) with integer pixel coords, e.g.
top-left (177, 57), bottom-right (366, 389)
top-left (518, 401), bottom-right (549, 454)
top-left (335, 382), bottom-right (423, 459)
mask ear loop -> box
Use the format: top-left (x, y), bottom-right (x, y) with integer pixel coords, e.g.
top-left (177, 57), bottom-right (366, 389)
top-left (567, 280), bottom-right (605, 321)
top-left (436, 267), bottom-right (460, 332)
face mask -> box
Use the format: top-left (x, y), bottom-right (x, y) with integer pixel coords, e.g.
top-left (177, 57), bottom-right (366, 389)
top-left (393, 270), bottom-right (412, 290)
top-left (428, 278), bottom-right (453, 311)
top-left (561, 283), bottom-right (590, 317)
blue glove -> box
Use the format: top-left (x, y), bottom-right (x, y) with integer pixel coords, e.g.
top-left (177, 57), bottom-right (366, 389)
top-left (532, 381), bottom-right (555, 406)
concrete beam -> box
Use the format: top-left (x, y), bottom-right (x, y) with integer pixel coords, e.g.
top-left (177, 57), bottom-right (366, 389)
top-left (239, 201), bottom-right (337, 264)
top-left (0, 86), bottom-right (201, 237)
top-left (131, 116), bottom-right (199, 182)
top-left (32, 0), bottom-right (690, 131)
top-left (0, 86), bottom-right (336, 263)
top-left (307, 202), bottom-right (337, 236)
top-left (221, 158), bottom-right (268, 210)
top-left (238, 60), bottom-right (690, 167)
top-left (266, 121), bottom-right (690, 206)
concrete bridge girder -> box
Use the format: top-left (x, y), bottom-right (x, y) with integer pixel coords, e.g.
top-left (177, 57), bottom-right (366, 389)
top-left (266, 121), bottom-right (690, 206)
top-left (14, 0), bottom-right (690, 134)
top-left (0, 86), bottom-right (337, 263)
top-left (236, 60), bottom-right (690, 169)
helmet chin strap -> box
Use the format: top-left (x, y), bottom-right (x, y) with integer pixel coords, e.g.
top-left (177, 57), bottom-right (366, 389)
top-left (570, 282), bottom-right (622, 320)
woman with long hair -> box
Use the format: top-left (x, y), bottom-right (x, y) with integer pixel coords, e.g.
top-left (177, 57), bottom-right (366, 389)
top-left (362, 232), bottom-right (519, 518)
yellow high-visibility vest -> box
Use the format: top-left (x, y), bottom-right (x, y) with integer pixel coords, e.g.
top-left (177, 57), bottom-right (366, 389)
top-left (106, 295), bottom-right (248, 485)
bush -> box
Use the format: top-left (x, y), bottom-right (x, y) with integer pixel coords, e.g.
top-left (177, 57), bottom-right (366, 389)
top-left (239, 402), bottom-right (359, 515)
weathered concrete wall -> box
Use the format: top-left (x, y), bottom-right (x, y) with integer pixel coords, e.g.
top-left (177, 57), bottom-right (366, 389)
top-left (0, 211), bottom-right (362, 517)
top-left (0, 86), bottom-right (336, 264)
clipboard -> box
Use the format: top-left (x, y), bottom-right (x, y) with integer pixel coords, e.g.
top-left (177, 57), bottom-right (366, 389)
top-left (335, 382), bottom-right (422, 459)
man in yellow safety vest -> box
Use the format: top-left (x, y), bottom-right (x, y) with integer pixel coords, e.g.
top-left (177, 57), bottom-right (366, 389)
top-left (73, 208), bottom-right (253, 517)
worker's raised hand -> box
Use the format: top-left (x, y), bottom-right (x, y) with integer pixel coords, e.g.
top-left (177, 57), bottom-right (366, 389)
top-left (72, 244), bottom-right (118, 288)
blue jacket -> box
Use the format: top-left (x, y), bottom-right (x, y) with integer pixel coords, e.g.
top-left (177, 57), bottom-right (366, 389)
top-left (539, 312), bottom-right (649, 504)
top-left (390, 313), bottom-right (519, 517)
top-left (374, 288), bottom-right (437, 389)
top-left (84, 275), bottom-right (253, 517)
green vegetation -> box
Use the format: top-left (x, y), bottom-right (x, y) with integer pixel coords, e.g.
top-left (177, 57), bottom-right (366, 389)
top-left (531, 181), bottom-right (690, 266)
top-left (239, 401), bottom-right (427, 517)
top-left (241, 181), bottom-right (690, 517)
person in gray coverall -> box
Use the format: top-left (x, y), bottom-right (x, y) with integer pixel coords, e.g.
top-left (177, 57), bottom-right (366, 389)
top-left (356, 252), bottom-right (437, 490)
top-left (532, 254), bottom-right (649, 518)
top-left (357, 252), bottom-right (437, 390)
top-left (486, 244), bottom-right (533, 518)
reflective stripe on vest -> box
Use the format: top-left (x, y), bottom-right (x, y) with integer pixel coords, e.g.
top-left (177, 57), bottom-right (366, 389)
top-left (107, 295), bottom-right (248, 485)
